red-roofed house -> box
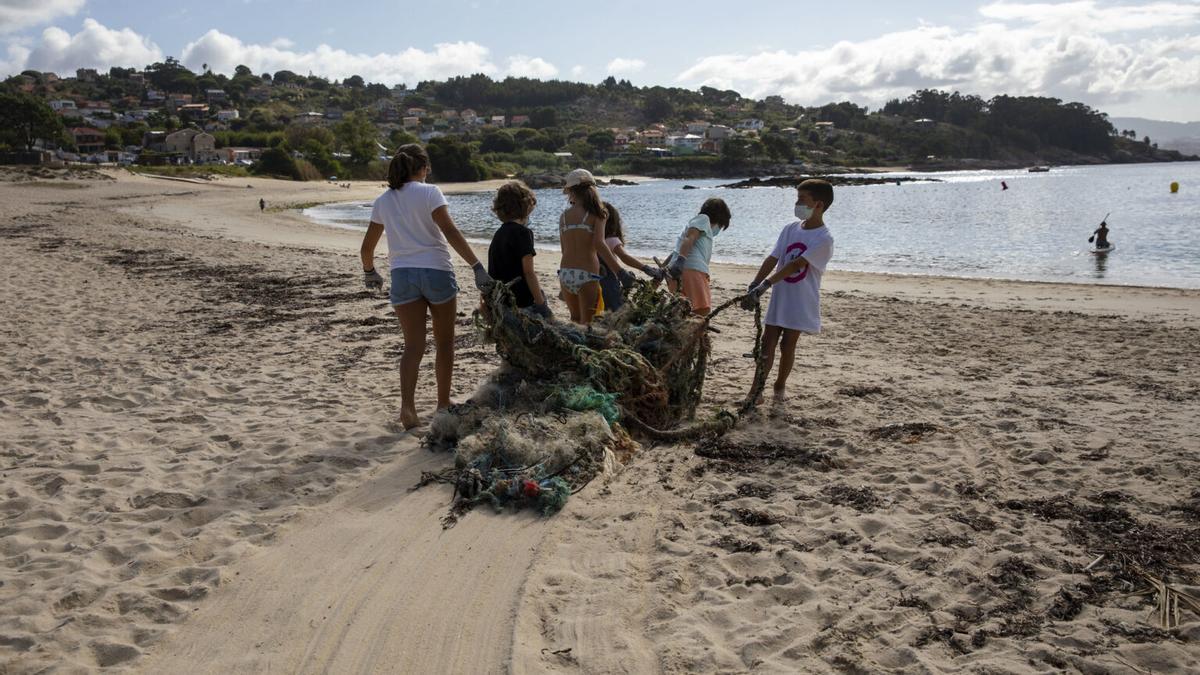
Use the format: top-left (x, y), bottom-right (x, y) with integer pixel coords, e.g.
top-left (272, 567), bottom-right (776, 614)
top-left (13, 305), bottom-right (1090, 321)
top-left (70, 127), bottom-right (105, 154)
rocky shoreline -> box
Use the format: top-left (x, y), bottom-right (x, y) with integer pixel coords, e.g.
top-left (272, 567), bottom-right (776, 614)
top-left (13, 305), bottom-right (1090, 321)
top-left (712, 175), bottom-right (936, 189)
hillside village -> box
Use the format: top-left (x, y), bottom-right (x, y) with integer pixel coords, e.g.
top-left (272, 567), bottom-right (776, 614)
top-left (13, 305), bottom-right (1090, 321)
top-left (2, 62), bottom-right (1194, 181)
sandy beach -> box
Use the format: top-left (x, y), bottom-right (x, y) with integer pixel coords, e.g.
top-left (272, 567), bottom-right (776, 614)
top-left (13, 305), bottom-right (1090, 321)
top-left (2, 168), bottom-right (1198, 673)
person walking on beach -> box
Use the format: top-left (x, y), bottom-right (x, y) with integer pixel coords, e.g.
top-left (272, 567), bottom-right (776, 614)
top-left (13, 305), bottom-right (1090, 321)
top-left (557, 169), bottom-right (624, 325)
top-left (666, 198), bottom-right (732, 316)
top-left (359, 144), bottom-right (494, 429)
top-left (741, 179), bottom-right (835, 405)
top-left (597, 201), bottom-right (665, 312)
top-left (259, 198), bottom-right (265, 212)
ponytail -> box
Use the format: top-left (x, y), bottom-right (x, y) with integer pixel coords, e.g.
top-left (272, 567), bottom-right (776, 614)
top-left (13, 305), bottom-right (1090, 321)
top-left (602, 201), bottom-right (625, 243)
top-left (387, 143), bottom-right (431, 190)
top-left (567, 183), bottom-right (607, 222)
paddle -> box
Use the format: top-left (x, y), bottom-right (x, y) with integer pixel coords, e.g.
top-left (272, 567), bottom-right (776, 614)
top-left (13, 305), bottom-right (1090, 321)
top-left (1088, 212), bottom-right (1110, 244)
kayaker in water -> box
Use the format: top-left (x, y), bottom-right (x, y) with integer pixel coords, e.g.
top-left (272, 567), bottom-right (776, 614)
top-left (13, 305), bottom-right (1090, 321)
top-left (1089, 220), bottom-right (1110, 248)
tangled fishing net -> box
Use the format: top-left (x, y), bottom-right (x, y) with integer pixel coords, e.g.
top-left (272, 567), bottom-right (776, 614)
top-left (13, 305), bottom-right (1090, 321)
top-left (418, 280), bottom-right (767, 526)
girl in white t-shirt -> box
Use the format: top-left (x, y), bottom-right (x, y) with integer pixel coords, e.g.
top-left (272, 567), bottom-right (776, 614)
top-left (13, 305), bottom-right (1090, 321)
top-left (359, 143), bottom-right (494, 429)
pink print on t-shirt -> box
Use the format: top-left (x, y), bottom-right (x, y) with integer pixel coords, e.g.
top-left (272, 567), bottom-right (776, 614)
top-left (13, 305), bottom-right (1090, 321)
top-left (783, 242), bottom-right (809, 283)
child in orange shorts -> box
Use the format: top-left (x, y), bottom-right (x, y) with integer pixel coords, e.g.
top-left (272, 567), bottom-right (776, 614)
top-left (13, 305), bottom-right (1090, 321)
top-left (666, 198), bottom-right (731, 315)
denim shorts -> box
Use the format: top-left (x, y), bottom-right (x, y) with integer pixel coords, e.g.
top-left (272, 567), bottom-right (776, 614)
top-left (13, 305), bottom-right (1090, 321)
top-left (390, 267), bottom-right (459, 306)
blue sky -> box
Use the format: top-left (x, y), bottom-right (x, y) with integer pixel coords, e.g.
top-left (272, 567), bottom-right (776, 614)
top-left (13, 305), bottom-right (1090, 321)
top-left (3, 0), bottom-right (1199, 121)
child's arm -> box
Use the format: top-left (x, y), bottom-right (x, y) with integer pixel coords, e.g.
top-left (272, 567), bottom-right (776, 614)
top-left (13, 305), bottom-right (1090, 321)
top-left (747, 255), bottom-right (778, 288)
top-left (592, 218), bottom-right (624, 275)
top-left (767, 255), bottom-right (809, 283)
top-left (360, 222), bottom-right (384, 270)
top-left (668, 228), bottom-right (703, 278)
top-left (521, 254), bottom-right (547, 305)
top-left (614, 244), bottom-right (642, 269)
top-left (677, 228), bottom-right (702, 260)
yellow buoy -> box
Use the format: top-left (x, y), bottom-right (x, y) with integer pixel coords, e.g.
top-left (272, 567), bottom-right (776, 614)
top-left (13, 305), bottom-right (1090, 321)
top-left (1171, 181), bottom-right (1180, 193)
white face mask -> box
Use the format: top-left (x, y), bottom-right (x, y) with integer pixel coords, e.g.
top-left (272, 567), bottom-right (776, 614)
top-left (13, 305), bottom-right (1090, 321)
top-left (795, 204), bottom-right (813, 220)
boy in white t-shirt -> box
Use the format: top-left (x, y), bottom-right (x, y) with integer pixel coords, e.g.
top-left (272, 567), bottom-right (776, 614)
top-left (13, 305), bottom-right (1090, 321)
top-left (741, 179), bottom-right (835, 404)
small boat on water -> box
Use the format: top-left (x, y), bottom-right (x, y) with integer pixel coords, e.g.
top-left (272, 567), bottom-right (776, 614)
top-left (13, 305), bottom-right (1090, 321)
top-left (1028, 166), bottom-right (1050, 173)
top-left (1090, 244), bottom-right (1116, 255)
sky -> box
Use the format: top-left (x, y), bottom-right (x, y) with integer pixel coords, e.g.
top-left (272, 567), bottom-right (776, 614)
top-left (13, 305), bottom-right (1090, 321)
top-left (1, 0), bottom-right (1198, 121)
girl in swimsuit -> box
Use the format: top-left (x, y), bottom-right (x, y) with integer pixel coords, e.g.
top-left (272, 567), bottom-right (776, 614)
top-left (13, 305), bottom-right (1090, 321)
top-left (597, 201), bottom-right (666, 312)
top-left (558, 169), bottom-right (624, 325)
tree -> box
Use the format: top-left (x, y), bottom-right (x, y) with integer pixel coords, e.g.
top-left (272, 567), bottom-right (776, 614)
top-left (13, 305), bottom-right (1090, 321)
top-left (565, 140), bottom-right (594, 160)
top-left (104, 127), bottom-right (123, 150)
top-left (388, 128), bottom-right (419, 150)
top-left (286, 124), bottom-right (335, 151)
top-left (145, 57), bottom-right (197, 93)
top-left (586, 129), bottom-right (615, 153)
top-left (334, 111), bottom-right (379, 165)
top-left (720, 137), bottom-right (751, 166)
top-left (343, 75), bottom-right (365, 89)
top-left (235, 65), bottom-right (253, 78)
top-left (529, 106), bottom-right (557, 129)
top-left (0, 92), bottom-right (64, 151)
top-left (254, 145), bottom-right (299, 178)
top-left (480, 129), bottom-right (517, 153)
top-left (426, 136), bottom-right (482, 182)
top-left (643, 90), bottom-right (674, 123)
top-left (301, 138), bottom-right (343, 178)
top-left (761, 133), bottom-right (794, 161)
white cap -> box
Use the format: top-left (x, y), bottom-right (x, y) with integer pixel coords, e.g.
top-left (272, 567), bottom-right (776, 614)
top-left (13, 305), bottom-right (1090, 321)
top-left (564, 168), bottom-right (596, 188)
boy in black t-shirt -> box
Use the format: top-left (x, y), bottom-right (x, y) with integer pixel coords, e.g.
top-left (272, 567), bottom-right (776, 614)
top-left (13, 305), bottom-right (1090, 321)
top-left (487, 182), bottom-right (552, 317)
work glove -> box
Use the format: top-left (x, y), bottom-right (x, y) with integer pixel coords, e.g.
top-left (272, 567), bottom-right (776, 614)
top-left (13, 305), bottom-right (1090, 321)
top-left (528, 302), bottom-right (553, 319)
top-left (640, 264), bottom-right (665, 282)
top-left (666, 254), bottom-right (686, 281)
top-left (364, 267), bottom-right (384, 291)
top-left (740, 281), bottom-right (769, 310)
top-left (472, 262), bottom-right (495, 294)
top-left (618, 269), bottom-right (636, 290)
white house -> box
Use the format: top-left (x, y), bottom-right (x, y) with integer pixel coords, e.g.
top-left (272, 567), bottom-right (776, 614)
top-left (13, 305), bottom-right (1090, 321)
top-left (49, 100), bottom-right (77, 112)
top-left (294, 111), bottom-right (326, 126)
top-left (490, 115), bottom-right (506, 127)
top-left (667, 134), bottom-right (704, 155)
top-left (686, 120), bottom-right (711, 134)
top-left (737, 118), bottom-right (765, 131)
top-left (216, 109), bottom-right (240, 122)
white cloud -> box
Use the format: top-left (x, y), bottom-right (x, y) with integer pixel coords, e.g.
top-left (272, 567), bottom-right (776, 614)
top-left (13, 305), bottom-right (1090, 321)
top-left (0, 41), bottom-right (30, 74)
top-left (980, 1), bottom-right (1200, 33)
top-left (180, 29), bottom-right (496, 84)
top-left (507, 54), bottom-right (557, 79)
top-left (19, 19), bottom-right (162, 75)
top-left (268, 37), bottom-right (294, 49)
top-left (571, 64), bottom-right (584, 78)
top-left (676, 2), bottom-right (1200, 110)
top-left (0, 0), bottom-right (85, 34)
top-left (606, 57), bottom-right (645, 75)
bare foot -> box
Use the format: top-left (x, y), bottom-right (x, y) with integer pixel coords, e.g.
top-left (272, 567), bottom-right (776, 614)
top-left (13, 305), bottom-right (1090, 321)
top-left (400, 407), bottom-right (420, 430)
top-left (772, 388), bottom-right (788, 406)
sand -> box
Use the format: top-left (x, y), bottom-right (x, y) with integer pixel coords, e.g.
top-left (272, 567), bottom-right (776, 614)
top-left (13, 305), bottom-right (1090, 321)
top-left (1, 168), bottom-right (1198, 673)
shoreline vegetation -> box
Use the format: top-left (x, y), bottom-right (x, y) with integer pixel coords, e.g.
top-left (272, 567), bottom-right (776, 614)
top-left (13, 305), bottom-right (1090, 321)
top-left (5, 66), bottom-right (1197, 186)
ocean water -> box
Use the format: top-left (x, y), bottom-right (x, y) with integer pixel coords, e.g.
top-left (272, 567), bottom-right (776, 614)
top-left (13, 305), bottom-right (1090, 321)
top-left (303, 162), bottom-right (1200, 288)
